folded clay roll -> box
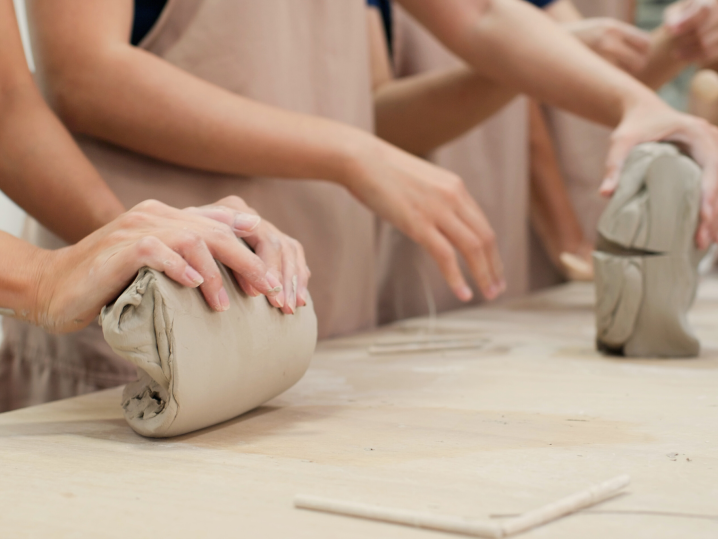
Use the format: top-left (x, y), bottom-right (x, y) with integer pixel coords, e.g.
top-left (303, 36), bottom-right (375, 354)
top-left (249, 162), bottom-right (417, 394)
top-left (594, 142), bottom-right (704, 358)
top-left (100, 264), bottom-right (317, 438)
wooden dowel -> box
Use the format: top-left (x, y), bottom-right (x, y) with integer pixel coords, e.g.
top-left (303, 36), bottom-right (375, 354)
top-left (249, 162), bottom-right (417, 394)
top-left (500, 475), bottom-right (631, 536)
top-left (368, 338), bottom-right (486, 355)
top-left (295, 495), bottom-right (502, 538)
top-left (295, 475), bottom-right (630, 538)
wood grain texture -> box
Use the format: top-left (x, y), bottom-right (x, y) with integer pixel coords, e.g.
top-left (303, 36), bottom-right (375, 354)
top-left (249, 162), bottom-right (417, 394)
top-left (1, 278), bottom-right (718, 538)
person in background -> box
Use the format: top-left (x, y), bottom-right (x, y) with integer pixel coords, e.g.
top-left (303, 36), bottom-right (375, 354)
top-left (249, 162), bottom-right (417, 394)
top-left (0, 0), bottom-right (309, 411)
top-left (528, 0), bottom-right (718, 285)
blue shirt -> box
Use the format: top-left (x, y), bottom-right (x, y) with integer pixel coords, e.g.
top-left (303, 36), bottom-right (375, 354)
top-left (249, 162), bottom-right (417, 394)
top-left (367, 0), bottom-right (393, 52)
top-left (525, 0), bottom-right (558, 7)
top-left (132, 0), bottom-right (168, 45)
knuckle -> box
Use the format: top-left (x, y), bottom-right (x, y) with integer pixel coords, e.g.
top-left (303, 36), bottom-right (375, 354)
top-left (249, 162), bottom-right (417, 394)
top-left (118, 210), bottom-right (152, 229)
top-left (466, 237), bottom-right (485, 256)
top-left (134, 199), bottom-right (166, 214)
top-left (180, 230), bottom-right (203, 249)
top-left (212, 223), bottom-right (236, 241)
top-left (134, 235), bottom-right (163, 258)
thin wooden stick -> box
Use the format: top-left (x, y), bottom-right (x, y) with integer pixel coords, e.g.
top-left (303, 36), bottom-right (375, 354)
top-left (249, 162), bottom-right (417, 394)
top-left (295, 475), bottom-right (630, 538)
top-left (295, 495), bottom-right (502, 538)
top-left (499, 474), bottom-right (631, 536)
top-left (368, 338), bottom-right (486, 355)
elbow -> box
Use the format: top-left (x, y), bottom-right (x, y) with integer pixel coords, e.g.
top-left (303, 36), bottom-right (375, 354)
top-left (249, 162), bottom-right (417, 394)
top-left (39, 72), bottom-right (87, 133)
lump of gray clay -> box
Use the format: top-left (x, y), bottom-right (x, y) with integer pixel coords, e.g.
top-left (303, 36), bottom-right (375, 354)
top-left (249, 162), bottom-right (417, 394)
top-left (594, 142), bottom-right (704, 358)
top-left (100, 264), bottom-right (317, 438)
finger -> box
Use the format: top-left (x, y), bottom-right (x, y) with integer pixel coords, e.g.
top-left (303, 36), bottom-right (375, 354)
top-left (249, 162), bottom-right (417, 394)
top-left (184, 205), bottom-right (261, 235)
top-left (699, 28), bottom-right (718, 59)
top-left (280, 241), bottom-right (298, 315)
top-left (439, 215), bottom-right (502, 301)
top-left (128, 235), bottom-right (205, 289)
top-left (294, 242), bottom-right (310, 307)
top-left (234, 271), bottom-right (261, 297)
top-left (245, 229), bottom-right (287, 311)
top-left (194, 220), bottom-right (282, 303)
top-left (420, 228), bottom-right (473, 302)
top-left (616, 24), bottom-right (652, 53)
top-left (610, 40), bottom-right (650, 74)
top-left (698, 161), bottom-right (718, 247)
top-left (171, 230), bottom-right (230, 312)
top-left (601, 135), bottom-right (637, 196)
top-left (455, 202), bottom-right (506, 292)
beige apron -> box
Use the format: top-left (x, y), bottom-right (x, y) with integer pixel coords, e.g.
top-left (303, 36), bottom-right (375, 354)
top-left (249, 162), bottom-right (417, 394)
top-left (378, 6), bottom-right (530, 324)
top-left (1, 0), bottom-right (375, 411)
top-left (531, 0), bottom-right (630, 286)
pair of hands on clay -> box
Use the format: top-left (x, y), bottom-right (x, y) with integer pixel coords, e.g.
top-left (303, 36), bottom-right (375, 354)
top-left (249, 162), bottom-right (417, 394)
top-left (30, 196), bottom-right (309, 333)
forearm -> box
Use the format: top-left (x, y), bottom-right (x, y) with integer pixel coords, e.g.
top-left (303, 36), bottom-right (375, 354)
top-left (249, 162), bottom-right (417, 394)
top-left (375, 68), bottom-right (516, 155)
top-left (638, 27), bottom-right (690, 90)
top-left (45, 46), bottom-right (370, 187)
top-left (528, 101), bottom-right (584, 255)
top-left (0, 83), bottom-right (124, 243)
top-left (398, 0), bottom-right (663, 127)
top-left (0, 232), bottom-right (48, 319)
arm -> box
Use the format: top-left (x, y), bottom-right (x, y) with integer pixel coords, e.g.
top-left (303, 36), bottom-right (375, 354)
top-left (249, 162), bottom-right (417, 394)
top-left (369, 8), bottom-right (516, 156)
top-left (546, 0), bottom-right (688, 90)
top-left (0, 0), bottom-right (306, 314)
top-left (396, 0), bottom-right (718, 248)
top-left (528, 100), bottom-right (593, 280)
top-left (29, 0), bottom-right (508, 304)
top-left (0, 0), bottom-right (124, 243)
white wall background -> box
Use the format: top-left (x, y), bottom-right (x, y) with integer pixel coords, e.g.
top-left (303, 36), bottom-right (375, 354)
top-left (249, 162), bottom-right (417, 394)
top-left (1, 0), bottom-right (33, 342)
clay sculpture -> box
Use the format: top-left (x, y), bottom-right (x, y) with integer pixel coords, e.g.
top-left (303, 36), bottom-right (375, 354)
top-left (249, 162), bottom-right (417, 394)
top-left (594, 143), bottom-right (704, 357)
top-left (101, 264), bottom-right (317, 438)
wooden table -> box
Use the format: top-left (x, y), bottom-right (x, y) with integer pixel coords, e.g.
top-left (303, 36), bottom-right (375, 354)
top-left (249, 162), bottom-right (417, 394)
top-left (1, 279), bottom-right (718, 538)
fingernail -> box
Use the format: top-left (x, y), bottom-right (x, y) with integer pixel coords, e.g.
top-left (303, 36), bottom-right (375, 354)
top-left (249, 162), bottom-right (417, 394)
top-left (297, 287), bottom-right (308, 307)
top-left (457, 285), bottom-right (473, 302)
top-left (217, 287), bottom-right (230, 312)
top-left (265, 272), bottom-right (283, 295)
top-left (232, 213), bottom-right (261, 232)
top-left (246, 283), bottom-right (261, 297)
top-left (289, 276), bottom-right (298, 313)
top-left (184, 266), bottom-right (204, 286)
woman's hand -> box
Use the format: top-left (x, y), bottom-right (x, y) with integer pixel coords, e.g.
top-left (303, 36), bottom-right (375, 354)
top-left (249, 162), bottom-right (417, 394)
top-left (665, 0), bottom-right (718, 63)
top-left (564, 18), bottom-right (652, 75)
top-left (601, 98), bottom-right (718, 249)
top-left (186, 196), bottom-right (310, 315)
top-left (346, 139), bottom-right (505, 303)
top-left (30, 199), bottom-right (298, 333)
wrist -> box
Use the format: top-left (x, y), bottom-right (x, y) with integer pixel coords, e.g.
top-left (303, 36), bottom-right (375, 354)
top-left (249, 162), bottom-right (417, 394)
top-left (0, 239), bottom-right (54, 324)
top-left (330, 128), bottom-right (385, 192)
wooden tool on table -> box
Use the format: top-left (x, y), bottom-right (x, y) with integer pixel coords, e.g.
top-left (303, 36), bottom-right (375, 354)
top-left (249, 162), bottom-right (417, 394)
top-left (296, 475), bottom-right (630, 538)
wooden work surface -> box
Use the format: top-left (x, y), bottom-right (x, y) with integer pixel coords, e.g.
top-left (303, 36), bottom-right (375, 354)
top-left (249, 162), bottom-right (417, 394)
top-left (2, 279), bottom-right (718, 538)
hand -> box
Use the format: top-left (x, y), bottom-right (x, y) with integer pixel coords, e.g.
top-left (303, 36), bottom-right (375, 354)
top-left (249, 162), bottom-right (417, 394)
top-left (600, 99), bottom-right (718, 249)
top-left (564, 18), bottom-right (651, 75)
top-left (186, 196), bottom-right (310, 315)
top-left (665, 0), bottom-right (718, 63)
top-left (33, 199), bottom-right (288, 333)
top-left (347, 139), bottom-right (506, 302)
